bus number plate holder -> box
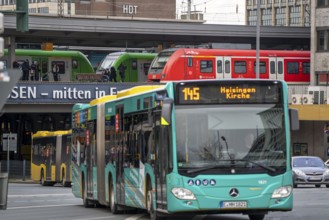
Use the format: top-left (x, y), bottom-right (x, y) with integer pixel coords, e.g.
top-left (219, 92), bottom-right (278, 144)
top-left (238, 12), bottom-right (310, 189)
top-left (220, 201), bottom-right (247, 208)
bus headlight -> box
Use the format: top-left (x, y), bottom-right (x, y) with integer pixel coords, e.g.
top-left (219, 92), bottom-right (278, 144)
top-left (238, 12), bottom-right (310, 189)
top-left (171, 188), bottom-right (196, 200)
top-left (271, 186), bottom-right (292, 198)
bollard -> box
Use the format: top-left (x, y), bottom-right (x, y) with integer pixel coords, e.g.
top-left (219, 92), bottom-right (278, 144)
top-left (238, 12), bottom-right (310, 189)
top-left (23, 160), bottom-right (26, 181)
top-left (0, 172), bottom-right (9, 210)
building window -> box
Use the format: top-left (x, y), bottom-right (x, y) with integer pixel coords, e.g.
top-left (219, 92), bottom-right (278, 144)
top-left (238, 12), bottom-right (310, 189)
top-left (248, 10), bottom-right (257, 26)
top-left (317, 29), bottom-right (329, 51)
top-left (289, 6), bottom-right (301, 26)
top-left (318, 0), bottom-right (329, 7)
top-left (275, 7), bottom-right (286, 26)
top-left (262, 8), bottom-right (272, 26)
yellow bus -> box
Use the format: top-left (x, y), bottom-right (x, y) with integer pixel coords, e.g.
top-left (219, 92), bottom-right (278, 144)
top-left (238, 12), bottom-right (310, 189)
top-left (31, 130), bottom-right (72, 186)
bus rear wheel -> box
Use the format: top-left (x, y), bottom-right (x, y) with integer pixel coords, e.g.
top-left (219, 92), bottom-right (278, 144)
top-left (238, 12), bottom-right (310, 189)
top-left (82, 179), bottom-right (92, 208)
top-left (110, 179), bottom-right (119, 214)
top-left (61, 170), bottom-right (70, 187)
top-left (62, 170), bottom-right (66, 187)
top-left (248, 214), bottom-right (265, 220)
top-left (40, 170), bottom-right (46, 186)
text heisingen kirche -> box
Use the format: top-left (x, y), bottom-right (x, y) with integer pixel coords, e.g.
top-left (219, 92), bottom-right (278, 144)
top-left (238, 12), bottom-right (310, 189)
top-left (220, 86), bottom-right (256, 99)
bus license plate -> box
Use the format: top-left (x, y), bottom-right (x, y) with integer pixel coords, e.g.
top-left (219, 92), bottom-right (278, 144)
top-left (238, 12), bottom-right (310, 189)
top-left (220, 201), bottom-right (247, 208)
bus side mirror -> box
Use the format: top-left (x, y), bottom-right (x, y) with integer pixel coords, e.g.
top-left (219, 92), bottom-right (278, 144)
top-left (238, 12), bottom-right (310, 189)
top-left (161, 98), bottom-right (173, 126)
top-left (289, 108), bottom-right (299, 131)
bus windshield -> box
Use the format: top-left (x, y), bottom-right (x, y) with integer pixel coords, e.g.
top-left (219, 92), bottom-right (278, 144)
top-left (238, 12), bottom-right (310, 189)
top-left (175, 104), bottom-right (286, 173)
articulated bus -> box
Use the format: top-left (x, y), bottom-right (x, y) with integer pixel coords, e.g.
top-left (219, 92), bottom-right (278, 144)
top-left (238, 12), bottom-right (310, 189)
top-left (96, 51), bottom-right (157, 82)
top-left (148, 48), bottom-right (310, 84)
top-left (1, 49), bottom-right (94, 81)
top-left (71, 79), bottom-right (299, 220)
top-left (31, 130), bottom-right (72, 186)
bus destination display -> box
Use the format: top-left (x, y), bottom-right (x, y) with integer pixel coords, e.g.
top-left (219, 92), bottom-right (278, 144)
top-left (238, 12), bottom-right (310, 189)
top-left (176, 81), bottom-right (281, 104)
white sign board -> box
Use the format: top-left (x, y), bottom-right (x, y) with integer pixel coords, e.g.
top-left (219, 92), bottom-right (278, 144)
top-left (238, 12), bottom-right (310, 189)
top-left (2, 133), bottom-right (17, 151)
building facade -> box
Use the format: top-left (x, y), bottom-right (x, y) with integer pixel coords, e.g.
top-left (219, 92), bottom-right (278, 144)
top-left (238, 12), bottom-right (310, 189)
top-left (246, 0), bottom-right (310, 27)
top-left (0, 0), bottom-right (176, 19)
top-left (311, 0), bottom-right (329, 85)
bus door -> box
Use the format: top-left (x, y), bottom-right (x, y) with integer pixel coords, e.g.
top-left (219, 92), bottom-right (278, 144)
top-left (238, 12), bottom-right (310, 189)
top-left (55, 135), bottom-right (62, 182)
top-left (85, 122), bottom-right (96, 199)
top-left (115, 105), bottom-right (125, 205)
top-left (269, 57), bottom-right (284, 81)
top-left (155, 116), bottom-right (170, 210)
top-left (46, 143), bottom-right (55, 181)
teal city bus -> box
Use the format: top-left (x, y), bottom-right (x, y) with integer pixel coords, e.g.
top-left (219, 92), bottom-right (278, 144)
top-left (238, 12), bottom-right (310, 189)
top-left (71, 79), bottom-right (299, 220)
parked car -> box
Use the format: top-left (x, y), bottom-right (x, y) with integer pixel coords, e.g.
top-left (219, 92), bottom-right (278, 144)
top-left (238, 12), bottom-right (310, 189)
top-left (292, 156), bottom-right (329, 188)
top-left (325, 159), bottom-right (329, 168)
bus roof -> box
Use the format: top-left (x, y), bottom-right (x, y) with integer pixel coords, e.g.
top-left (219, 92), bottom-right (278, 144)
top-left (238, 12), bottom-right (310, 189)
top-left (116, 85), bottom-right (165, 98)
top-left (32, 130), bottom-right (71, 138)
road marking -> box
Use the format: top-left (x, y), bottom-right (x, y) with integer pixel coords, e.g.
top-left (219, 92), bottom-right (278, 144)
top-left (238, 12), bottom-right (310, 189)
top-left (124, 214), bottom-right (147, 220)
top-left (71, 217), bottom-right (117, 220)
top-left (8, 193), bottom-right (72, 198)
top-left (6, 203), bottom-right (79, 210)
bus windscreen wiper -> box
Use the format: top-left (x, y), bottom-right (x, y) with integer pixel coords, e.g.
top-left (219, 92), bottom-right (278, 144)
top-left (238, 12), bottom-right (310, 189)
top-left (236, 159), bottom-right (276, 173)
top-left (186, 159), bottom-right (276, 174)
top-left (186, 165), bottom-right (224, 174)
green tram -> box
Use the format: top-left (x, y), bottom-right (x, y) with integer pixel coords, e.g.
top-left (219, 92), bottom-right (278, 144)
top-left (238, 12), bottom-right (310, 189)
top-left (96, 51), bottom-right (157, 82)
top-left (2, 49), bottom-right (94, 81)
top-left (71, 79), bottom-right (299, 220)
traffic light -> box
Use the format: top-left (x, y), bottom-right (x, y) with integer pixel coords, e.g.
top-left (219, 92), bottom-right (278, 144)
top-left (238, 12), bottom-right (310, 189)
top-left (16, 1), bottom-right (29, 32)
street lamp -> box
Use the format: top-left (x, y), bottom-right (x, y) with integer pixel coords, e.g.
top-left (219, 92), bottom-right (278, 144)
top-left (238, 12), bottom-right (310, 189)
top-left (256, 0), bottom-right (260, 79)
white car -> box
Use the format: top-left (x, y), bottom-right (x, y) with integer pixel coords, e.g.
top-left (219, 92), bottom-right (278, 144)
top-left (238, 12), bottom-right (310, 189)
top-left (325, 159), bottom-right (329, 168)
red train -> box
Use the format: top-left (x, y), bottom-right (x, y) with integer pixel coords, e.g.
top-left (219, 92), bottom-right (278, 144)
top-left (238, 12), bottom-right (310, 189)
top-left (148, 48), bottom-right (310, 84)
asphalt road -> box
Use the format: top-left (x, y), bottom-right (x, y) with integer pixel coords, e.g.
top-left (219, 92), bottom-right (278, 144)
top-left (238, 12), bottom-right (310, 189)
top-left (1, 183), bottom-right (329, 220)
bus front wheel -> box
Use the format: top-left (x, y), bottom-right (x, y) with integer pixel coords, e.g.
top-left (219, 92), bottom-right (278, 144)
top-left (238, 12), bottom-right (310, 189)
top-left (147, 184), bottom-right (163, 220)
top-left (248, 214), bottom-right (265, 220)
top-left (110, 179), bottom-right (119, 214)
